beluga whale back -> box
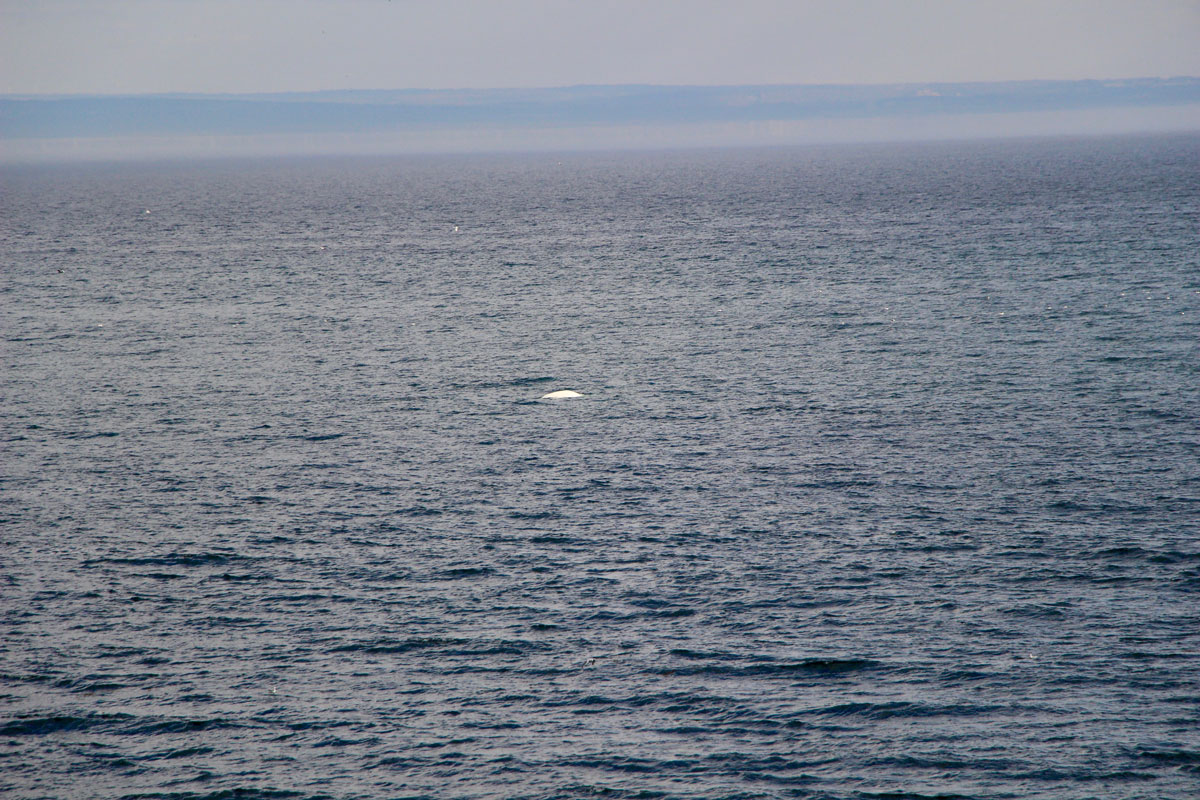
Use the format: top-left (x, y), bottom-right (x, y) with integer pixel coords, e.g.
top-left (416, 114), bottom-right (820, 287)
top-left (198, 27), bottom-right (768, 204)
top-left (541, 390), bottom-right (584, 399)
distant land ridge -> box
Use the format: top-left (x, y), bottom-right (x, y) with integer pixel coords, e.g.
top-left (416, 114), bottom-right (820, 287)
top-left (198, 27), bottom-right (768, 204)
top-left (3, 78), bottom-right (1198, 139)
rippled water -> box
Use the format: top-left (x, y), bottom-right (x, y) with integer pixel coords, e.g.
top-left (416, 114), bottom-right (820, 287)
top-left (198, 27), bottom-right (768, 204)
top-left (2, 135), bottom-right (1199, 800)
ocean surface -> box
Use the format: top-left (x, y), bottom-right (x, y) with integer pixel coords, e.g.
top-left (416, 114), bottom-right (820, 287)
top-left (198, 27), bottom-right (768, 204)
top-left (1, 134), bottom-right (1198, 800)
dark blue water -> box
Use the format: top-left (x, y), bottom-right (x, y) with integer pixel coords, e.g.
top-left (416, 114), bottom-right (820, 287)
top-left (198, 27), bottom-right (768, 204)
top-left (2, 134), bottom-right (1198, 800)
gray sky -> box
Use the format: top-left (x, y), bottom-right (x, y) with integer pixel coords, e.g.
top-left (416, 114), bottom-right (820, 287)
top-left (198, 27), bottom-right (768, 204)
top-left (2, 0), bottom-right (1199, 95)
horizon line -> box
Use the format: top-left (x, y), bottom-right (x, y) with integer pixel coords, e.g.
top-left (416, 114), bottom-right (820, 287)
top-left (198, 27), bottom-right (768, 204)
top-left (4, 75), bottom-right (1199, 101)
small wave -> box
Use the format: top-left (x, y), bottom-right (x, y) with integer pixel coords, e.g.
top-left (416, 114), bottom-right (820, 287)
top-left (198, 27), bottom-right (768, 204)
top-left (280, 719), bottom-right (362, 733)
top-left (436, 566), bottom-right (493, 579)
top-left (856, 792), bottom-right (974, 800)
top-left (311, 734), bottom-right (382, 748)
top-left (217, 572), bottom-right (274, 583)
top-left (773, 658), bottom-right (878, 674)
top-left (529, 534), bottom-right (583, 544)
top-left (508, 510), bottom-right (560, 520)
top-left (1002, 603), bottom-right (1068, 618)
top-left (1096, 545), bottom-right (1152, 559)
top-left (449, 641), bottom-right (551, 656)
top-left (647, 607), bottom-right (695, 618)
top-left (66, 680), bottom-right (127, 693)
top-left (1119, 651), bottom-right (1191, 661)
top-left (133, 718), bottom-right (244, 735)
top-left (658, 658), bottom-right (878, 678)
top-left (0, 671), bottom-right (53, 686)
top-left (1090, 545), bottom-right (1200, 564)
top-left (0, 713), bottom-right (242, 737)
top-left (343, 638), bottom-right (553, 659)
top-left (560, 756), bottom-right (667, 774)
top-left (739, 770), bottom-right (820, 786)
top-left (804, 700), bottom-right (1001, 720)
top-left (396, 505), bottom-right (445, 517)
top-left (553, 784), bottom-right (669, 800)
top-left (870, 754), bottom-right (1016, 770)
top-left (1151, 550), bottom-right (1200, 564)
top-left (137, 746), bottom-right (216, 761)
top-left (367, 570), bottom-right (411, 582)
top-left (0, 714), bottom-right (119, 736)
top-left (117, 790), bottom-right (312, 800)
top-left (86, 552), bottom-right (251, 568)
top-left (1137, 747), bottom-right (1200, 768)
top-left (366, 754), bottom-right (443, 770)
top-left (472, 375), bottom-right (557, 390)
top-left (668, 648), bottom-right (741, 661)
top-left (330, 636), bottom-right (469, 654)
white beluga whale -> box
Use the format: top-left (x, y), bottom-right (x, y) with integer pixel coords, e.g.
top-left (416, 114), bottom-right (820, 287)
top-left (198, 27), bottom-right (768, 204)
top-left (541, 389), bottom-right (584, 400)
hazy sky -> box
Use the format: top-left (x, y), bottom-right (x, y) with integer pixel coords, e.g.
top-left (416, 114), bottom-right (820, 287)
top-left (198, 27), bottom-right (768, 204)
top-left (2, 0), bottom-right (1199, 95)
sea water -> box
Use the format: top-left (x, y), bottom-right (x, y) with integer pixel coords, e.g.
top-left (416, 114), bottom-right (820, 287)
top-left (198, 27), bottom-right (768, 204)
top-left (2, 134), bottom-right (1198, 799)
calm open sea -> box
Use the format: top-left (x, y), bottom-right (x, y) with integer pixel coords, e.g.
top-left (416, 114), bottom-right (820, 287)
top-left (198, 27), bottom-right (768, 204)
top-left (2, 134), bottom-right (1198, 799)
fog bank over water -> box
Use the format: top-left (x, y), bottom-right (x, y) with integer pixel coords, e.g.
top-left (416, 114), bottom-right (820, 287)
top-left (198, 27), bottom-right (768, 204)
top-left (3, 79), bottom-right (1198, 162)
